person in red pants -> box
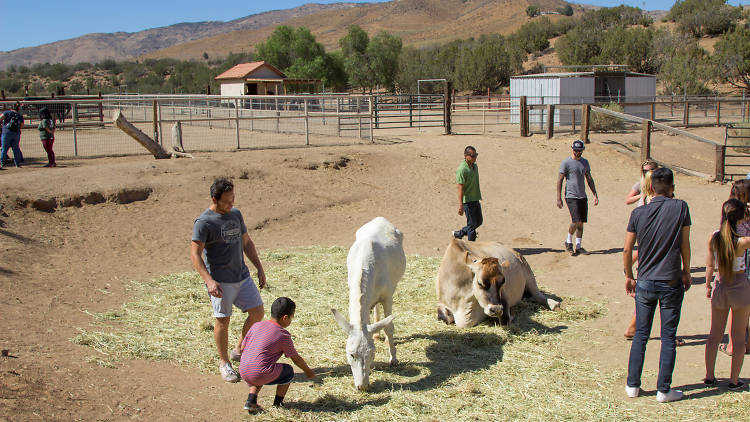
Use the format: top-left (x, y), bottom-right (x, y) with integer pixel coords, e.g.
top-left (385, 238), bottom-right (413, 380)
top-left (38, 107), bottom-right (55, 167)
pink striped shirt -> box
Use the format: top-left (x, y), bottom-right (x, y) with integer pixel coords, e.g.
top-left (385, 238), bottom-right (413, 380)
top-left (239, 320), bottom-right (298, 386)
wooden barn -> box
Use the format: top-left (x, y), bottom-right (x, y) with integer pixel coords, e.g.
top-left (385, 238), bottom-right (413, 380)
top-left (510, 68), bottom-right (656, 125)
top-left (215, 61), bottom-right (320, 97)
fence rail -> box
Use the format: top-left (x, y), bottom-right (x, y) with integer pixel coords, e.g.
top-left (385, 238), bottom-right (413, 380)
top-left (0, 94), bottom-right (377, 159)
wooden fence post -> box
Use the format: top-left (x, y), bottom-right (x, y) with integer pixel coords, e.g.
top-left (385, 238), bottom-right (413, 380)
top-left (444, 81), bottom-right (453, 135)
top-left (546, 104), bottom-right (555, 139)
top-left (641, 120), bottom-right (652, 164)
top-left (716, 144), bottom-right (726, 182)
top-left (581, 104), bottom-right (590, 144)
top-left (716, 101), bottom-right (721, 126)
top-left (519, 96), bottom-right (528, 137)
top-left (650, 102), bottom-right (655, 120)
top-left (683, 101), bottom-right (689, 127)
top-left (152, 100), bottom-right (159, 143)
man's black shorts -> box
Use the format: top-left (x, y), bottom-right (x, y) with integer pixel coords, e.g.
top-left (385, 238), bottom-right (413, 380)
top-left (565, 198), bottom-right (588, 223)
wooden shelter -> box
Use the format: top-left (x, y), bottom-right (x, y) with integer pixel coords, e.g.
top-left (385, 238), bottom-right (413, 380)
top-left (215, 61), bottom-right (321, 96)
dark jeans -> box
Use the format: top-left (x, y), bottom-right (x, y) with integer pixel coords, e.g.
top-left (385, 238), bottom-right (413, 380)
top-left (627, 279), bottom-right (684, 393)
top-left (457, 201), bottom-right (483, 241)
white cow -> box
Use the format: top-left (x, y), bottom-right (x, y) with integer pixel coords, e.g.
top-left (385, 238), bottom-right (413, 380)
top-left (332, 217), bottom-right (406, 390)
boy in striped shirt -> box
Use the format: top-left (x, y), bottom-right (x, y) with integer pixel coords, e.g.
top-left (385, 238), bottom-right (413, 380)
top-left (239, 297), bottom-right (315, 412)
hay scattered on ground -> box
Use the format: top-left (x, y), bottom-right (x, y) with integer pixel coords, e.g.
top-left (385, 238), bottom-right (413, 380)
top-left (72, 246), bottom-right (749, 421)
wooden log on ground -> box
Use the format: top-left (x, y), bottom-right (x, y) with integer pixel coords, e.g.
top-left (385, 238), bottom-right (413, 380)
top-left (114, 110), bottom-right (172, 159)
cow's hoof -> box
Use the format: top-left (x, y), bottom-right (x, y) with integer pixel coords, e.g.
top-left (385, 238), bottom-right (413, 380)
top-left (389, 358), bottom-right (399, 366)
top-left (548, 299), bottom-right (561, 311)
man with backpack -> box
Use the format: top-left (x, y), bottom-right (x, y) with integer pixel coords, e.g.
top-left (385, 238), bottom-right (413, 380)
top-left (0, 102), bottom-right (25, 169)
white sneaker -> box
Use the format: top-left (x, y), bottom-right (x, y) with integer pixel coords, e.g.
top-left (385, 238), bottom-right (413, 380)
top-left (656, 389), bottom-right (683, 403)
top-left (625, 386), bottom-right (640, 398)
top-left (219, 362), bottom-right (240, 383)
top-left (230, 348), bottom-right (242, 362)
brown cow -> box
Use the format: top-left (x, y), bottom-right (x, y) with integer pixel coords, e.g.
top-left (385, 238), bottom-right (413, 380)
top-left (436, 238), bottom-right (560, 328)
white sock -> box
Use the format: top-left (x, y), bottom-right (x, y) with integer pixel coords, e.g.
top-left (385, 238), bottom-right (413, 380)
top-left (566, 233), bottom-right (573, 243)
top-left (575, 238), bottom-right (582, 248)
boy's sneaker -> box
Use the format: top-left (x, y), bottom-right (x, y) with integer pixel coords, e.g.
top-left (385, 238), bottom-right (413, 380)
top-left (219, 362), bottom-right (240, 383)
top-left (452, 230), bottom-right (464, 239)
top-left (625, 386), bottom-right (640, 398)
top-left (230, 348), bottom-right (242, 362)
top-left (656, 389), bottom-right (683, 403)
top-left (564, 242), bottom-right (573, 253)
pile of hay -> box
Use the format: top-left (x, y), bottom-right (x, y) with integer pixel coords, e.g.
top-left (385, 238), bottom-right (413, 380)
top-left (73, 246), bottom-right (749, 420)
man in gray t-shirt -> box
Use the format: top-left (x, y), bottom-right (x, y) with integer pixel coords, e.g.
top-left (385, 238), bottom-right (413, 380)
top-left (556, 140), bottom-right (598, 256)
top-left (191, 177), bottom-right (266, 383)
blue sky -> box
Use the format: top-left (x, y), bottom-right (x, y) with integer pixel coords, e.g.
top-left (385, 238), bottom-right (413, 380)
top-left (1, 0), bottom-right (745, 52)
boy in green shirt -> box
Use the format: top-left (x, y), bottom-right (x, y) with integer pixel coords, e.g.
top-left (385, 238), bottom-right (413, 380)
top-left (452, 146), bottom-right (482, 241)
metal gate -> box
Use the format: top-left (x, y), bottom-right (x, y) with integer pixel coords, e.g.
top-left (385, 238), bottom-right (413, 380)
top-left (372, 94), bottom-right (444, 129)
top-left (723, 123), bottom-right (750, 181)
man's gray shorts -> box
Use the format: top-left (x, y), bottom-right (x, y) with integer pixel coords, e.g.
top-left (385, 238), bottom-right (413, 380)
top-left (208, 276), bottom-right (263, 318)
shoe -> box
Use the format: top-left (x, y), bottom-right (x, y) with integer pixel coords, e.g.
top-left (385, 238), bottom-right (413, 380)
top-left (728, 381), bottom-right (747, 392)
top-left (452, 230), bottom-right (464, 239)
top-left (243, 401), bottom-right (262, 413)
top-left (625, 385), bottom-right (640, 398)
top-left (703, 378), bottom-right (717, 386)
top-left (656, 389), bottom-right (683, 403)
top-left (575, 247), bottom-right (589, 255)
top-left (565, 242), bottom-right (573, 253)
top-left (230, 348), bottom-right (242, 362)
top-left (219, 362), bottom-right (240, 383)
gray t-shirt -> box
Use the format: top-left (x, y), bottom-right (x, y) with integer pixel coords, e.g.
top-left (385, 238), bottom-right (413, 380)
top-left (192, 208), bottom-right (250, 283)
top-left (559, 157), bottom-right (591, 199)
top-left (627, 196), bottom-right (691, 281)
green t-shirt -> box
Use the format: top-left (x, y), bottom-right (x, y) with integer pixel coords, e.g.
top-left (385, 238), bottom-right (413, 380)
top-left (38, 119), bottom-right (53, 140)
top-left (456, 160), bottom-right (481, 203)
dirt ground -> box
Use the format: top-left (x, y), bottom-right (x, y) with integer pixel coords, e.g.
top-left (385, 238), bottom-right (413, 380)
top-left (0, 128), bottom-right (742, 420)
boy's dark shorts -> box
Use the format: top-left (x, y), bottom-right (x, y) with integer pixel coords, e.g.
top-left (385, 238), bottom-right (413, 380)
top-left (565, 198), bottom-right (588, 223)
top-left (267, 363), bottom-right (294, 385)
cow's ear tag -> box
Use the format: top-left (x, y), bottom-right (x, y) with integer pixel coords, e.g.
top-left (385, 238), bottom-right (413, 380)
top-left (501, 260), bottom-right (511, 270)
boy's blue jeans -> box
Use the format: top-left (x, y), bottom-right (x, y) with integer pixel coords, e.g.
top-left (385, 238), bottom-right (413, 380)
top-left (458, 201), bottom-right (483, 241)
top-left (627, 279), bottom-right (684, 393)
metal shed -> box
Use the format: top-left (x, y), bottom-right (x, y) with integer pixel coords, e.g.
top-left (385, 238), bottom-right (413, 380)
top-left (510, 68), bottom-right (656, 126)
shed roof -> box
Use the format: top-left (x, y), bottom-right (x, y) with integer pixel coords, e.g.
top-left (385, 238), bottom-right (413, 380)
top-left (511, 71), bottom-right (655, 79)
top-left (215, 61), bottom-right (286, 80)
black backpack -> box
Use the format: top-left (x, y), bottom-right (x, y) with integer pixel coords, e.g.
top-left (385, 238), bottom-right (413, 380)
top-left (4, 112), bottom-right (21, 132)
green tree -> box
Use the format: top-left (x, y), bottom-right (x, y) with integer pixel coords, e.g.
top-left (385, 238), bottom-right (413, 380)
top-left (526, 5), bottom-right (540, 17)
top-left (713, 25), bottom-right (750, 92)
top-left (667, 0), bottom-right (741, 36)
top-left (598, 27), bottom-right (656, 74)
top-left (256, 25), bottom-right (344, 91)
top-left (556, 26), bottom-right (603, 65)
top-left (366, 31), bottom-right (402, 91)
top-left (339, 25), bottom-right (371, 91)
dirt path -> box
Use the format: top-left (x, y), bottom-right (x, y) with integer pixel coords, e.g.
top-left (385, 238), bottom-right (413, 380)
top-left (0, 131), bottom-right (737, 420)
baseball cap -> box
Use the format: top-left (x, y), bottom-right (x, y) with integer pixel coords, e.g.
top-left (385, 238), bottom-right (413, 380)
top-left (572, 140), bottom-right (585, 150)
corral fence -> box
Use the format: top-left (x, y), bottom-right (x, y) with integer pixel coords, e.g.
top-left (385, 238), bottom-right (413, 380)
top-left (453, 94), bottom-right (750, 135)
top-left (0, 94), bottom-right (378, 159)
top-left (723, 124), bottom-right (750, 180)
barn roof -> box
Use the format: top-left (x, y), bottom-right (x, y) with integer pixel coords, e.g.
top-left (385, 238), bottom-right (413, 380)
top-left (214, 61), bottom-right (286, 80)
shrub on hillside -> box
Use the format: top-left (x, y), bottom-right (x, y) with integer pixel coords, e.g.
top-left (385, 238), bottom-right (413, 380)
top-left (667, 0), bottom-right (741, 37)
top-left (590, 102), bottom-right (625, 132)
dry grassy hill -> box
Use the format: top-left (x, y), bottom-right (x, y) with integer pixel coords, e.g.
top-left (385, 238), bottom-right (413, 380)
top-left (141, 0), bottom-right (578, 61)
top-left (0, 3), bottom-right (360, 69)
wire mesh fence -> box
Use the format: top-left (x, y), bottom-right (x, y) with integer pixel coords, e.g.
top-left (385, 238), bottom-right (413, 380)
top-left (1, 94), bottom-right (375, 160)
